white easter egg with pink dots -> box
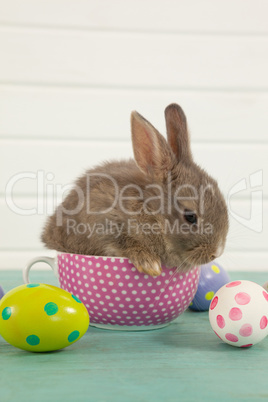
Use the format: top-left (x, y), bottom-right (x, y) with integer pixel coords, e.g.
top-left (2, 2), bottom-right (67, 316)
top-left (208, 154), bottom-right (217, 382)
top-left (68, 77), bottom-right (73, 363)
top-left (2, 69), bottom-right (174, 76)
top-left (209, 280), bottom-right (268, 347)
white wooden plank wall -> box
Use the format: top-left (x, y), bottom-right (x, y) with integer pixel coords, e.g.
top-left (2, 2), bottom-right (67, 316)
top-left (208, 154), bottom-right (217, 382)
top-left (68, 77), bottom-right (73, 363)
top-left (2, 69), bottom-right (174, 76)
top-left (0, 0), bottom-right (267, 271)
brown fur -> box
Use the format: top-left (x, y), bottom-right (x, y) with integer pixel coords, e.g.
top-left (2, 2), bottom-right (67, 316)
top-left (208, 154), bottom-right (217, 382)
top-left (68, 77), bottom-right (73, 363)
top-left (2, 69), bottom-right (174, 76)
top-left (41, 104), bottom-right (229, 276)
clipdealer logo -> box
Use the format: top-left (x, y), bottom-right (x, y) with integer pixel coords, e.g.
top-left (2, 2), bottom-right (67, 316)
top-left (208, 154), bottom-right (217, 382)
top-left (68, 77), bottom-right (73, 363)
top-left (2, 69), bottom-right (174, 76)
top-left (227, 170), bottom-right (263, 233)
top-left (5, 170), bottom-right (264, 234)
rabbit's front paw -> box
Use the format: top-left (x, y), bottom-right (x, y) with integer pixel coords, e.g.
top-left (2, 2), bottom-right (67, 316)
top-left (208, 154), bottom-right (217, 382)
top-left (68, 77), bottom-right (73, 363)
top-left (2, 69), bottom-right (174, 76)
top-left (130, 253), bottom-right (162, 277)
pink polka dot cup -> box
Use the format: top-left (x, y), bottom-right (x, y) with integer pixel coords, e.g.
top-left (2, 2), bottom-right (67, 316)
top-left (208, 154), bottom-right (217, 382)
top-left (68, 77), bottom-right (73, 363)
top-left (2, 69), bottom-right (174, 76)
top-left (24, 253), bottom-right (200, 331)
top-left (209, 280), bottom-right (268, 347)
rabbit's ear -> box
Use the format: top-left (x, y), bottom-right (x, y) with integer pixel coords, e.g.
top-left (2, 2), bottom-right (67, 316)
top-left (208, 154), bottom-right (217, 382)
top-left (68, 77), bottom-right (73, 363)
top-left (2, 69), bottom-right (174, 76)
top-left (165, 103), bottom-right (193, 162)
top-left (131, 111), bottom-right (176, 178)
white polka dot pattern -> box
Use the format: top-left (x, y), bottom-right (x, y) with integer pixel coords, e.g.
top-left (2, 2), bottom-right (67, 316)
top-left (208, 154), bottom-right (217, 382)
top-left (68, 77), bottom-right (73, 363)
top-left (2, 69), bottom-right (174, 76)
top-left (58, 253), bottom-right (200, 328)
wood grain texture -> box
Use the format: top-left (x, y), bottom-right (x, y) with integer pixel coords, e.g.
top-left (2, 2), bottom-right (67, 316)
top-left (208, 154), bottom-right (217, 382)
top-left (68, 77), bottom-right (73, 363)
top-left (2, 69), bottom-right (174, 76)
top-left (1, 86), bottom-right (268, 142)
top-left (0, 1), bottom-right (267, 273)
top-left (0, 270), bottom-right (267, 402)
top-left (1, 28), bottom-right (268, 89)
top-left (1, 0), bottom-right (267, 34)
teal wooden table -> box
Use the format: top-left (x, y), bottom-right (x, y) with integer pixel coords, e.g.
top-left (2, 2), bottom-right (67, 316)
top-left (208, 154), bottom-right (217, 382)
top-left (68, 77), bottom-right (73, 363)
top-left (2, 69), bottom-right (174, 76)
top-left (0, 270), bottom-right (267, 402)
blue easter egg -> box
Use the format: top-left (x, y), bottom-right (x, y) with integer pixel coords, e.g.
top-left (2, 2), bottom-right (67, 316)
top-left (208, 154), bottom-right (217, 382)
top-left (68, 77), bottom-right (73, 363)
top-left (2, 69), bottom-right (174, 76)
top-left (189, 261), bottom-right (230, 311)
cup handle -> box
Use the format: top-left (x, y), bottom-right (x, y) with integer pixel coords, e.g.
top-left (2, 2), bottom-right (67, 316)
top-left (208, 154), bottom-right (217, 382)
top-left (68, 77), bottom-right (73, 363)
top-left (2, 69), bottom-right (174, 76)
top-left (23, 256), bottom-right (58, 284)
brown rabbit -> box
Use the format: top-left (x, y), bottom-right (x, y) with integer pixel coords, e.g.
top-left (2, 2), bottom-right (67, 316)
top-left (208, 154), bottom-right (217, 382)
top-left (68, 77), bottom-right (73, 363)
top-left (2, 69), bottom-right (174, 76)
top-left (41, 104), bottom-right (229, 276)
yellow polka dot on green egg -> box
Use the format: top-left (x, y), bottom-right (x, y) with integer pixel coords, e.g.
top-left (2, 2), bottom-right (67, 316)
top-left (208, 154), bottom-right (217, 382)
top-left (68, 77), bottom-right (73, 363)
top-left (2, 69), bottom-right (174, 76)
top-left (211, 265), bottom-right (220, 274)
top-left (205, 291), bottom-right (214, 300)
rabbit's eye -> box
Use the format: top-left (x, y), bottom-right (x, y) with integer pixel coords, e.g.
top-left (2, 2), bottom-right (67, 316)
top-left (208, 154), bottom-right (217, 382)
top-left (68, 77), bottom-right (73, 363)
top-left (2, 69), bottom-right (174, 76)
top-left (184, 210), bottom-right (197, 224)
